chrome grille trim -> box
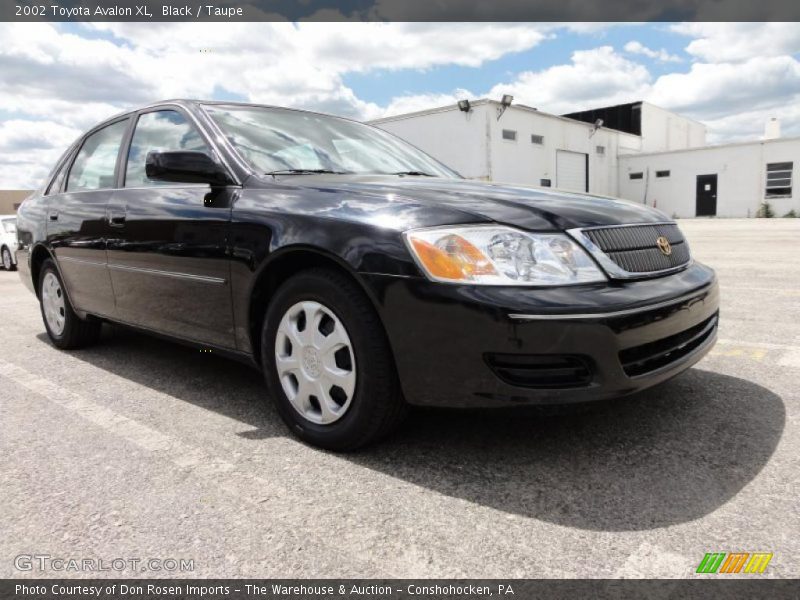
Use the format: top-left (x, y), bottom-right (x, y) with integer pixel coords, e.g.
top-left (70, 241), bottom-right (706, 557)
top-left (567, 222), bottom-right (692, 280)
top-left (607, 243), bottom-right (691, 273)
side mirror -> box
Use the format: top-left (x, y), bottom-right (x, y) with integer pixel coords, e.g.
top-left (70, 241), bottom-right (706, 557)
top-left (145, 151), bottom-right (231, 186)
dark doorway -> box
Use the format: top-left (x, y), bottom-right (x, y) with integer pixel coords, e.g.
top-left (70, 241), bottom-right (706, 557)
top-left (696, 174), bottom-right (718, 216)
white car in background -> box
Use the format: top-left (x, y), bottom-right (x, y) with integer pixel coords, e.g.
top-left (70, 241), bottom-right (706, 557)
top-left (1, 215), bottom-right (18, 271)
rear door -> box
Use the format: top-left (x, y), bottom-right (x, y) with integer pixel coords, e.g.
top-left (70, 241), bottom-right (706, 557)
top-left (696, 174), bottom-right (718, 216)
top-left (48, 117), bottom-right (130, 317)
top-left (106, 108), bottom-right (236, 348)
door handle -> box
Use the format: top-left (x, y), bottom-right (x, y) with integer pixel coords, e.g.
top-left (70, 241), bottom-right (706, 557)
top-left (108, 213), bottom-right (126, 228)
top-left (48, 211), bottom-right (59, 221)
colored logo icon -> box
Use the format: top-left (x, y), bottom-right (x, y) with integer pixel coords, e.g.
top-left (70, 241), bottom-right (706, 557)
top-left (696, 552), bottom-right (773, 574)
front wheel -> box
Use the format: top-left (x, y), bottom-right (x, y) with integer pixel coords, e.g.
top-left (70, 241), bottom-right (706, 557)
top-left (1, 247), bottom-right (14, 271)
top-left (261, 268), bottom-right (407, 450)
top-left (38, 259), bottom-right (101, 349)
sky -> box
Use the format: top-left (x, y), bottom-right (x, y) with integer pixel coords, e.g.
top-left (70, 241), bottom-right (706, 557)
top-left (1, 22), bottom-right (799, 189)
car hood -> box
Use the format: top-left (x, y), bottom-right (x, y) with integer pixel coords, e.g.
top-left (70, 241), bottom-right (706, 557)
top-left (261, 174), bottom-right (670, 231)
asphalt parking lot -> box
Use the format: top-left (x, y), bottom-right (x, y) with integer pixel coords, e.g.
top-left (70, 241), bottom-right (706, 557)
top-left (1, 218), bottom-right (798, 579)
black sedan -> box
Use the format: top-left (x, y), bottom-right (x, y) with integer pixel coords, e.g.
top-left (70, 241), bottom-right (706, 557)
top-left (15, 100), bottom-right (719, 450)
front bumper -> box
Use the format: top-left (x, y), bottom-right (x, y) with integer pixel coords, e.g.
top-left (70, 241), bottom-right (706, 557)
top-left (363, 262), bottom-right (719, 408)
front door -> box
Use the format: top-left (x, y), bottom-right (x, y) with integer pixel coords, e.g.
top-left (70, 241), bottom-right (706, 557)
top-left (106, 108), bottom-right (236, 348)
top-left (696, 174), bottom-right (717, 216)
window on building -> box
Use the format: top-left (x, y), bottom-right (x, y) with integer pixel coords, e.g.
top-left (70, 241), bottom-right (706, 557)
top-left (531, 134), bottom-right (544, 145)
top-left (765, 162), bottom-right (793, 197)
top-left (656, 170), bottom-right (671, 178)
top-left (540, 178), bottom-right (551, 187)
top-left (502, 129), bottom-right (517, 141)
top-left (596, 145), bottom-right (605, 155)
top-left (67, 119), bottom-right (129, 192)
top-left (629, 172), bottom-right (644, 180)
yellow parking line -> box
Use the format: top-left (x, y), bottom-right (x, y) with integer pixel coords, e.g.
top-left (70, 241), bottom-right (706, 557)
top-left (708, 346), bottom-right (768, 361)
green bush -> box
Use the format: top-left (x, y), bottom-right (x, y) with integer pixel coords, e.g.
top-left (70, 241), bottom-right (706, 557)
top-left (784, 209), bottom-right (798, 218)
top-left (756, 201), bottom-right (775, 218)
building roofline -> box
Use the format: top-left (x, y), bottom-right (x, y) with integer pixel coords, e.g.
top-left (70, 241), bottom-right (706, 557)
top-left (638, 101), bottom-right (707, 128)
top-left (367, 100), bottom-right (490, 123)
top-left (562, 100), bottom-right (707, 129)
top-left (619, 134), bottom-right (800, 158)
top-left (368, 99), bottom-right (642, 138)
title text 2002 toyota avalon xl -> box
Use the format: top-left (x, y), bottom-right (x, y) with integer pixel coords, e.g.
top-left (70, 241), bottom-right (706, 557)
top-left (16, 100), bottom-right (719, 450)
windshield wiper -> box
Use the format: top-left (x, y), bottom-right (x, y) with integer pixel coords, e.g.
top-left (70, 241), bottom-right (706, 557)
top-left (388, 171), bottom-right (436, 177)
top-left (266, 169), bottom-right (350, 176)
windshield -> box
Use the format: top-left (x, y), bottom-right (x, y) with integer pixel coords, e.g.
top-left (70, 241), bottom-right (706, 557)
top-left (203, 104), bottom-right (459, 178)
top-left (2, 219), bottom-right (16, 234)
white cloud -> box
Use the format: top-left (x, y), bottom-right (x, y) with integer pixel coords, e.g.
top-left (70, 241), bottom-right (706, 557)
top-left (671, 23), bottom-right (800, 63)
top-left (0, 120), bottom-right (80, 191)
top-left (2, 22), bottom-right (800, 189)
top-left (487, 46), bottom-right (651, 114)
top-left (0, 22), bottom-right (553, 187)
top-left (702, 106), bottom-right (800, 144)
top-left (379, 89), bottom-right (475, 117)
top-left (479, 41), bottom-right (800, 143)
top-left (624, 41), bottom-right (682, 63)
top-left (647, 55), bottom-right (800, 119)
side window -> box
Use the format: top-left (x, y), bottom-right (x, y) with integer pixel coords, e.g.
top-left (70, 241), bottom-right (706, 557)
top-left (66, 120), bottom-right (128, 192)
top-left (46, 158), bottom-right (70, 195)
top-left (125, 110), bottom-right (210, 187)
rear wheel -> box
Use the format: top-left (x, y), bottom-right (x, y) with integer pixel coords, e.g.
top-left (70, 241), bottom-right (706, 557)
top-left (261, 268), bottom-right (407, 450)
top-left (1, 247), bottom-right (14, 271)
top-left (38, 259), bottom-right (101, 349)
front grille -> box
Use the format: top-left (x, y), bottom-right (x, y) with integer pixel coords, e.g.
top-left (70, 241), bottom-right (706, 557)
top-left (619, 313), bottom-right (718, 377)
top-left (583, 223), bottom-right (690, 274)
top-left (485, 353), bottom-right (593, 388)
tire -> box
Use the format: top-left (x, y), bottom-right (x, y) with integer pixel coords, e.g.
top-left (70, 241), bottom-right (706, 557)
top-left (261, 268), bottom-right (407, 451)
top-left (1, 247), bottom-right (14, 271)
top-left (38, 259), bottom-right (101, 349)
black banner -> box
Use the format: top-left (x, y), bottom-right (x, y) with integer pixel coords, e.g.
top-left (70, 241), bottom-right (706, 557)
top-left (4, 0), bottom-right (800, 22)
top-left (3, 580), bottom-right (800, 600)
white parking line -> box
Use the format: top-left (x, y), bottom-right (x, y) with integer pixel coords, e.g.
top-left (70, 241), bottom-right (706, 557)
top-left (613, 542), bottom-right (691, 579)
top-left (0, 356), bottom-right (410, 577)
top-left (0, 357), bottom-right (300, 497)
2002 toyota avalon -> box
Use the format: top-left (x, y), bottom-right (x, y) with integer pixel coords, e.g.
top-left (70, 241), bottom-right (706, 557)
top-left (15, 100), bottom-right (719, 450)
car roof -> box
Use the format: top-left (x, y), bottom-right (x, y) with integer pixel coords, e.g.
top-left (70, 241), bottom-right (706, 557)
top-left (95, 99), bottom-right (366, 130)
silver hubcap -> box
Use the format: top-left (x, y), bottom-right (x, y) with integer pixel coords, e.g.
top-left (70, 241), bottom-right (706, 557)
top-left (2, 249), bottom-right (10, 269)
top-left (41, 272), bottom-right (66, 336)
top-left (275, 300), bottom-right (356, 425)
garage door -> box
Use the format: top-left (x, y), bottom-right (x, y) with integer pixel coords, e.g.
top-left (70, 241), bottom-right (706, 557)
top-left (556, 150), bottom-right (588, 193)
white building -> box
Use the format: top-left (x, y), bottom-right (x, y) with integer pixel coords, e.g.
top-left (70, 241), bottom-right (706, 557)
top-left (618, 136), bottom-right (799, 218)
top-left (371, 99), bottom-right (798, 218)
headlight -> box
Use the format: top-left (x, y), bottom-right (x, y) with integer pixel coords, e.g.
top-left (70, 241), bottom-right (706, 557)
top-left (404, 225), bottom-right (606, 286)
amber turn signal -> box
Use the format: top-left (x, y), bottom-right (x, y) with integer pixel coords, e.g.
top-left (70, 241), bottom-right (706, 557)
top-left (407, 234), bottom-right (497, 282)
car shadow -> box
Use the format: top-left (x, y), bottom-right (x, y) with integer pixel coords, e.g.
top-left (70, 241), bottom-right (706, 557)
top-left (50, 325), bottom-right (786, 532)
